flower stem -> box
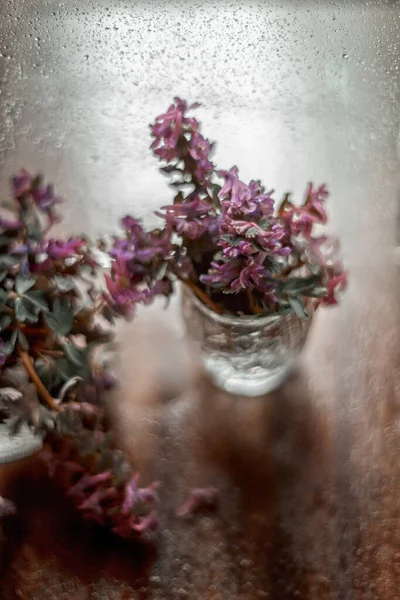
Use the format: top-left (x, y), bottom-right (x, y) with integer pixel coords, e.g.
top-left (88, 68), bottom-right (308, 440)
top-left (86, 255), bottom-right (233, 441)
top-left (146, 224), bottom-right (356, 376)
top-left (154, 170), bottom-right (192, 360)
top-left (246, 290), bottom-right (263, 315)
top-left (17, 346), bottom-right (61, 412)
top-left (178, 276), bottom-right (223, 314)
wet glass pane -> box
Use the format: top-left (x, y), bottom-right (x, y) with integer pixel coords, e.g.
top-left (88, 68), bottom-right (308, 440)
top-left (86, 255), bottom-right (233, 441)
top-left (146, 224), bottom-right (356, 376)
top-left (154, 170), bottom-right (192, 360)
top-left (0, 2), bottom-right (399, 598)
top-left (0, 1), bottom-right (398, 254)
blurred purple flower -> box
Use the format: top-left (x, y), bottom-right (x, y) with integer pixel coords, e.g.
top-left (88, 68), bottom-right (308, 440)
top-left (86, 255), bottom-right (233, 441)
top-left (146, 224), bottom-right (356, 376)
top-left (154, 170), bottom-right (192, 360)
top-left (108, 239), bottom-right (134, 262)
top-left (43, 237), bottom-right (86, 260)
top-left (32, 183), bottom-right (62, 212)
top-left (176, 487), bottom-right (219, 517)
top-left (157, 197), bottom-right (217, 240)
top-left (67, 471), bottom-right (113, 499)
top-left (11, 169), bottom-right (33, 197)
top-left (321, 271), bottom-right (348, 305)
top-left (230, 261), bottom-right (276, 298)
top-left (104, 216), bottom-right (174, 318)
top-left (78, 487), bottom-right (118, 515)
top-left (200, 260), bottom-right (241, 288)
top-left (305, 235), bottom-right (341, 268)
top-left (305, 182), bottom-right (328, 224)
top-left (122, 473), bottom-right (159, 515)
top-left (0, 217), bottom-right (22, 231)
top-left (280, 183), bottom-right (329, 241)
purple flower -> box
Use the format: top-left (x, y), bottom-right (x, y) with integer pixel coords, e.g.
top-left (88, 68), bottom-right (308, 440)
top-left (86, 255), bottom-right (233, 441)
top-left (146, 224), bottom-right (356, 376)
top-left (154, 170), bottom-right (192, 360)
top-left (189, 132), bottom-right (214, 183)
top-left (104, 273), bottom-right (142, 319)
top-left (104, 216), bottom-right (174, 318)
top-left (150, 98), bottom-right (214, 187)
top-left (230, 261), bottom-right (276, 297)
top-left (221, 239), bottom-right (257, 259)
top-left (321, 271), bottom-right (348, 305)
top-left (43, 237), bottom-right (86, 260)
top-left (122, 473), bottom-right (159, 515)
top-left (280, 183), bottom-right (329, 241)
top-left (176, 487), bottom-right (219, 517)
top-left (217, 167), bottom-right (275, 219)
top-left (305, 182), bottom-right (328, 224)
top-left (108, 239), bottom-right (135, 262)
top-left (112, 510), bottom-right (158, 537)
top-left (150, 97), bottom-right (200, 161)
top-left (32, 183), bottom-right (62, 212)
top-left (157, 197), bottom-right (217, 240)
top-left (305, 235), bottom-right (341, 268)
top-left (200, 260), bottom-right (242, 288)
top-left (11, 169), bottom-right (33, 197)
top-left (220, 216), bottom-right (289, 256)
top-left (79, 487), bottom-right (118, 515)
top-left (0, 217), bottom-right (22, 231)
top-left (67, 471), bottom-right (113, 499)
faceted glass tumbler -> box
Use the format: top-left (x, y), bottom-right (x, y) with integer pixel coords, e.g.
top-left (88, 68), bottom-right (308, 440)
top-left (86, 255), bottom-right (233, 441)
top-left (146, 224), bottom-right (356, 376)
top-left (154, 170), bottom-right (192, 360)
top-left (182, 286), bottom-right (313, 396)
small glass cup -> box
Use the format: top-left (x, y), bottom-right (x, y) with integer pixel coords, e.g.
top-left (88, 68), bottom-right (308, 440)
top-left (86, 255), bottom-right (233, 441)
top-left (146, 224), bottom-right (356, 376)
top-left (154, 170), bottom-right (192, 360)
top-left (182, 286), bottom-right (313, 396)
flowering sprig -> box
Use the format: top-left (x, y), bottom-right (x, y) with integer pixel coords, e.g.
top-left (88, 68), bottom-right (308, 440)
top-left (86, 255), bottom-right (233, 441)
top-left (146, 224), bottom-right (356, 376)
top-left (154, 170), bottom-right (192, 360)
top-left (105, 97), bottom-right (347, 319)
top-left (0, 98), bottom-right (347, 539)
top-left (0, 171), bottom-right (159, 538)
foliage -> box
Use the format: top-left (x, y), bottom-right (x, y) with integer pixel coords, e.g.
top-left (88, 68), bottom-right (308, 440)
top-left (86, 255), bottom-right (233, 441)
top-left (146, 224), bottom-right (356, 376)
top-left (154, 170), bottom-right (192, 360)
top-left (0, 171), bottom-right (158, 538)
top-left (0, 99), bottom-right (347, 538)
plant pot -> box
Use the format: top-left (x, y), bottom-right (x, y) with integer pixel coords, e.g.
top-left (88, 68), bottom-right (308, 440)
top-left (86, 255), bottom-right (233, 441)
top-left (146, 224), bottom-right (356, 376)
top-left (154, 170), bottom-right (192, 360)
top-left (181, 285), bottom-right (313, 396)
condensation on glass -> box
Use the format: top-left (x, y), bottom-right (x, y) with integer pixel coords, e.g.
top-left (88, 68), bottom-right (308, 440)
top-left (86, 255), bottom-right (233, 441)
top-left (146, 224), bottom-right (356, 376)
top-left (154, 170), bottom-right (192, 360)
top-left (0, 0), bottom-right (399, 312)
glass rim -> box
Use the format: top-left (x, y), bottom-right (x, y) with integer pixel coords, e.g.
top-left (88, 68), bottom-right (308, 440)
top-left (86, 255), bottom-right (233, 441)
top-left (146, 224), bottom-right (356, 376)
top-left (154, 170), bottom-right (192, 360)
top-left (181, 283), bottom-right (293, 326)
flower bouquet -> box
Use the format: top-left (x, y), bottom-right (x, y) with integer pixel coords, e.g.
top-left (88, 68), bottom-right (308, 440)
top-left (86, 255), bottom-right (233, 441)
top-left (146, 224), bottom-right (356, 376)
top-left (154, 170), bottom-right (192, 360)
top-left (0, 97), bottom-right (347, 535)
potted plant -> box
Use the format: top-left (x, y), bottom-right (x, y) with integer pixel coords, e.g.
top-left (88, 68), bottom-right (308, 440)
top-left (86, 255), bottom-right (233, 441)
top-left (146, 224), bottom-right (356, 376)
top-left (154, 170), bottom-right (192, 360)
top-left (0, 97), bottom-right (347, 533)
top-left (104, 97), bottom-right (347, 395)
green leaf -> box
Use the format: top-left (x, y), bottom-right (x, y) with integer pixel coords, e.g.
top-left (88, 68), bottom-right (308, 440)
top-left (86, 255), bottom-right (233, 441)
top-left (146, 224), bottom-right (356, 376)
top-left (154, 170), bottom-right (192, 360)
top-left (15, 274), bottom-right (36, 295)
top-left (62, 341), bottom-right (86, 367)
top-left (161, 165), bottom-right (182, 174)
top-left (220, 234), bottom-right (233, 243)
top-left (14, 297), bottom-right (28, 322)
top-left (210, 183), bottom-right (222, 202)
top-left (3, 329), bottom-right (18, 355)
top-left (35, 358), bottom-right (64, 391)
top-left (15, 297), bottom-right (38, 324)
top-left (17, 330), bottom-right (29, 351)
top-left (0, 314), bottom-right (11, 331)
top-left (0, 255), bottom-right (19, 268)
top-left (0, 289), bottom-right (9, 303)
top-left (52, 275), bottom-right (76, 293)
top-left (309, 286), bottom-right (327, 298)
top-left (0, 236), bottom-right (12, 246)
top-left (155, 261), bottom-right (169, 280)
top-left (288, 296), bottom-right (308, 320)
top-left (245, 227), bottom-right (259, 238)
top-left (24, 290), bottom-right (49, 312)
top-left (56, 358), bottom-right (77, 382)
top-left (0, 271), bottom-right (7, 283)
top-left (26, 215), bottom-right (43, 243)
top-left (44, 297), bottom-right (73, 336)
